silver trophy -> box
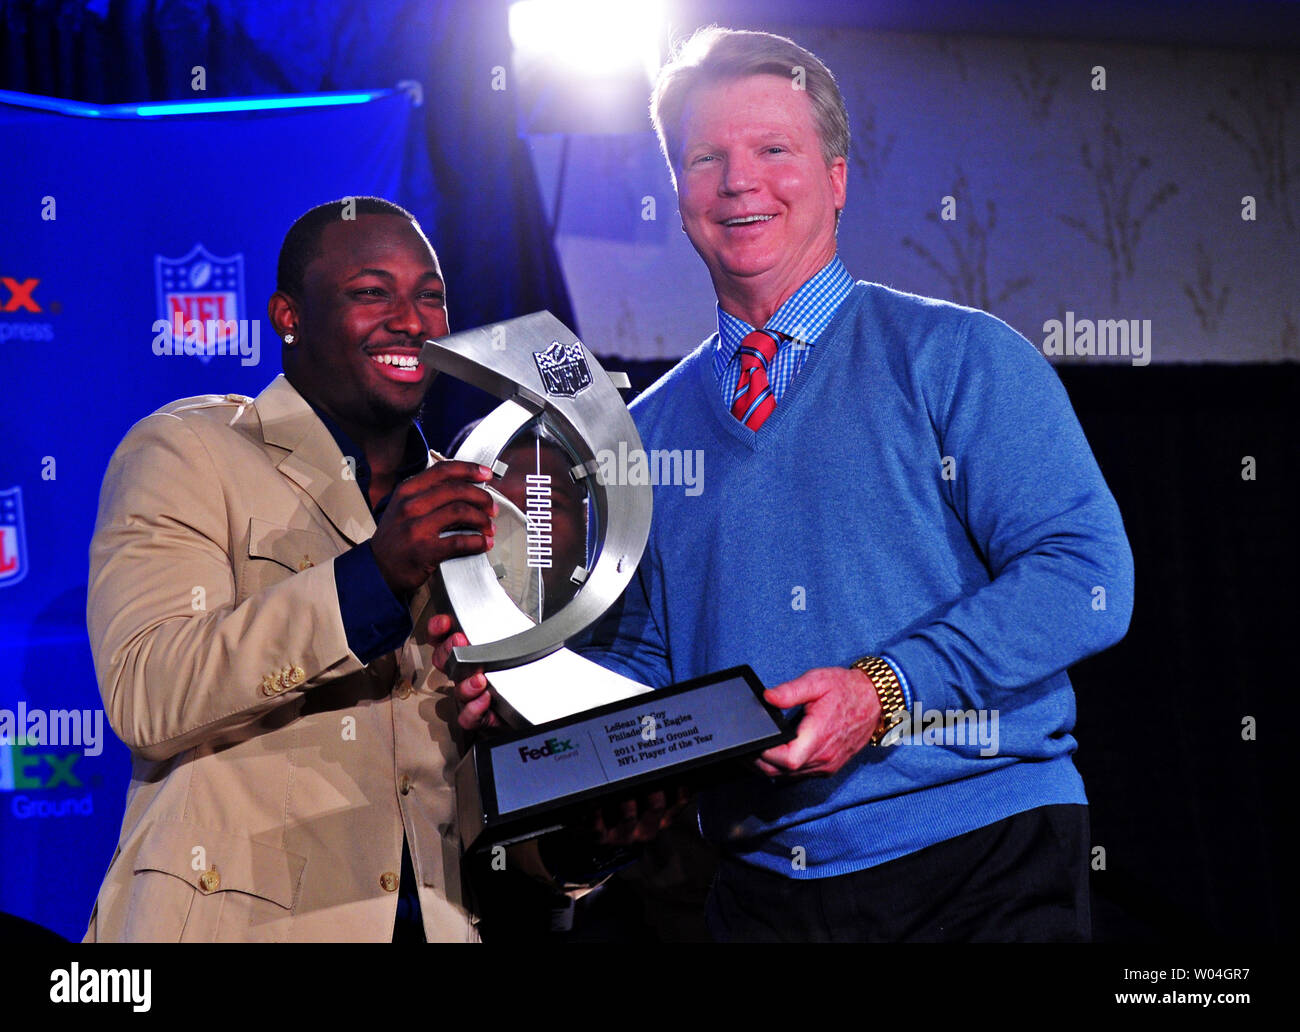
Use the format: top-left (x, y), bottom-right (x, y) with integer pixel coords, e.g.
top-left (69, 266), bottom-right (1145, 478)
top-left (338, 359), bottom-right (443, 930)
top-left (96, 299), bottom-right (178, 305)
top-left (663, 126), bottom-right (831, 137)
top-left (420, 313), bottom-right (790, 851)
top-left (422, 311), bottom-right (655, 727)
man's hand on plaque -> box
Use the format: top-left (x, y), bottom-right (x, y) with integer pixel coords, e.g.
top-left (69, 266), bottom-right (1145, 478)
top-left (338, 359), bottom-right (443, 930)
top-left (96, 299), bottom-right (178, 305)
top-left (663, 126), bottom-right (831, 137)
top-left (428, 613), bottom-right (504, 731)
top-left (756, 666), bottom-right (882, 778)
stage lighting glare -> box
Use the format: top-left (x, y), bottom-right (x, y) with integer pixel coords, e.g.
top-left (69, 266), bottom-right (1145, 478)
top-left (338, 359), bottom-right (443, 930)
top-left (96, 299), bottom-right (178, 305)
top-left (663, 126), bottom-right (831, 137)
top-left (508, 0), bottom-right (664, 81)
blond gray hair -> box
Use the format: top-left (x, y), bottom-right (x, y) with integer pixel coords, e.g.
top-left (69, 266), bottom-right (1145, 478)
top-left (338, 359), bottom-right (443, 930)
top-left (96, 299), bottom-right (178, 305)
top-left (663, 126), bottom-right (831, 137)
top-left (650, 27), bottom-right (850, 181)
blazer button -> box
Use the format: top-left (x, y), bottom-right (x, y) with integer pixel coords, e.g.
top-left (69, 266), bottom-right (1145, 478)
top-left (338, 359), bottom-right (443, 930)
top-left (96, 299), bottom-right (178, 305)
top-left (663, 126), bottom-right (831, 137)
top-left (394, 677), bottom-right (413, 699)
top-left (297, 556), bottom-right (314, 571)
top-left (261, 674), bottom-right (277, 696)
top-left (399, 774), bottom-right (413, 795)
top-left (379, 871), bottom-right (399, 893)
top-left (198, 868), bottom-right (221, 893)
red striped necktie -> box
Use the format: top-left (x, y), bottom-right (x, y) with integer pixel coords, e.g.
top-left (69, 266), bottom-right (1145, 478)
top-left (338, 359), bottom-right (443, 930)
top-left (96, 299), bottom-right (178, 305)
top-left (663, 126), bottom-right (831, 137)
top-left (731, 329), bottom-right (780, 430)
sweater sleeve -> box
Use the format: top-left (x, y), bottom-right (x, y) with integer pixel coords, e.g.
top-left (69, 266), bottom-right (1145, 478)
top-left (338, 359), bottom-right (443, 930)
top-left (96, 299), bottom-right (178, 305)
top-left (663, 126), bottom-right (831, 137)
top-left (880, 311), bottom-right (1134, 713)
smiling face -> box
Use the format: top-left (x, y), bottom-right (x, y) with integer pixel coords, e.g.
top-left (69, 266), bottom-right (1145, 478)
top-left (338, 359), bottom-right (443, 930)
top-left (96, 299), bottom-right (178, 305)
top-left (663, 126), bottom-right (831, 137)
top-left (676, 74), bottom-right (847, 323)
top-left (275, 213), bottom-right (446, 434)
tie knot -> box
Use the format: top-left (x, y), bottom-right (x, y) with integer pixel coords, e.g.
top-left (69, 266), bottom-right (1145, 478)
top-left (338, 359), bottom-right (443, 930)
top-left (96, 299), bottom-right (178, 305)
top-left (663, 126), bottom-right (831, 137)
top-left (738, 329), bottom-right (780, 367)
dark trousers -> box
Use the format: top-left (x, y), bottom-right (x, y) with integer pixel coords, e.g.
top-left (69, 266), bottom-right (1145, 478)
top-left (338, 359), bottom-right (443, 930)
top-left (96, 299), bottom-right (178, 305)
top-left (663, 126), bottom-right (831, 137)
top-left (706, 803), bottom-right (1091, 942)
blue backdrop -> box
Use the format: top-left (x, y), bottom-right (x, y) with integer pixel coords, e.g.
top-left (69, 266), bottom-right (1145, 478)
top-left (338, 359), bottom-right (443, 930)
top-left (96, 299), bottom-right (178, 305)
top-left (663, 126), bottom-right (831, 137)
top-left (0, 89), bottom-right (432, 939)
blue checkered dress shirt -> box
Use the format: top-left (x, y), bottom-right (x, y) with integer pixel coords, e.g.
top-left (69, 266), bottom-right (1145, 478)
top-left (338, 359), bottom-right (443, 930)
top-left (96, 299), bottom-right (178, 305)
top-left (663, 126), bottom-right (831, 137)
top-left (712, 256), bottom-right (856, 409)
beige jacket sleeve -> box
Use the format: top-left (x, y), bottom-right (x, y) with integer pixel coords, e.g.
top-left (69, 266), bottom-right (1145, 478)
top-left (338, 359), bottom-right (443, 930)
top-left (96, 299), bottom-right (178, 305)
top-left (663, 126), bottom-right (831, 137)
top-left (87, 410), bottom-right (366, 762)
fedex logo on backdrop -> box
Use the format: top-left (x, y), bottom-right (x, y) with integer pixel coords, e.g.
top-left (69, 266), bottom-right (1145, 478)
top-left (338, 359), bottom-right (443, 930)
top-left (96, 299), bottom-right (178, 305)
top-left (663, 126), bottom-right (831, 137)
top-left (0, 277), bottom-right (55, 345)
top-left (0, 487), bottom-right (28, 587)
top-left (1, 277), bottom-right (40, 312)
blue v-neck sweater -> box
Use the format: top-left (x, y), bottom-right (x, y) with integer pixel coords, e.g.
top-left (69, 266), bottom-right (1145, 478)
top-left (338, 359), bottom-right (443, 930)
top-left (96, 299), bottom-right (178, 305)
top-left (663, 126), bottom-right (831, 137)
top-left (584, 282), bottom-right (1134, 876)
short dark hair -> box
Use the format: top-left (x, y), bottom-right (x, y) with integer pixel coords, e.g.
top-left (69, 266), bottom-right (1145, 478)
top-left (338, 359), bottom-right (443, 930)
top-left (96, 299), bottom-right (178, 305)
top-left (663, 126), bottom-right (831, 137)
top-left (276, 196), bottom-right (421, 298)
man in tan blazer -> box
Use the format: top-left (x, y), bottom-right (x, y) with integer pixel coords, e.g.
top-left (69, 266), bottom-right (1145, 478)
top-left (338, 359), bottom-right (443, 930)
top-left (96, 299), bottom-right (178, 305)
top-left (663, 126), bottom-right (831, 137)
top-left (85, 198), bottom-right (519, 941)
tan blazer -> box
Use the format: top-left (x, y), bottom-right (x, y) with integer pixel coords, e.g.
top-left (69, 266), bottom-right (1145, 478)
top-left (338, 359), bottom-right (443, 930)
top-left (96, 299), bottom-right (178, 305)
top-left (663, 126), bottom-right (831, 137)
top-left (84, 374), bottom-right (528, 942)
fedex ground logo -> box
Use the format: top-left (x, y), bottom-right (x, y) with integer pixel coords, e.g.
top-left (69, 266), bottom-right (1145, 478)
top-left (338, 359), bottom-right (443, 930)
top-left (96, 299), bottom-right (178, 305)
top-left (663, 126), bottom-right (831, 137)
top-left (1, 703), bottom-right (103, 818)
top-left (517, 737), bottom-right (577, 763)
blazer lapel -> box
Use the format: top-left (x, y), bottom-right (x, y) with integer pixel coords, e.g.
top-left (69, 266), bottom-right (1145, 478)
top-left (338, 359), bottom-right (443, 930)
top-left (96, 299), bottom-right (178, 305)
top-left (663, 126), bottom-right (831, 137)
top-left (253, 375), bottom-right (376, 545)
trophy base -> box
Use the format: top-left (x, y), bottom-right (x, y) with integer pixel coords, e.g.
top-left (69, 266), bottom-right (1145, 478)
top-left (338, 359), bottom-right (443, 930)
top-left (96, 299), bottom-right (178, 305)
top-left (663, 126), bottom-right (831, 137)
top-left (455, 665), bottom-right (793, 853)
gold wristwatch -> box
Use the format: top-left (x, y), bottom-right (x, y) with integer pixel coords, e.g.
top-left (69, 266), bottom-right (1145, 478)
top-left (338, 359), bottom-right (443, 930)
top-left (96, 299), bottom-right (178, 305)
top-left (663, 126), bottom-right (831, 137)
top-left (851, 656), bottom-right (908, 745)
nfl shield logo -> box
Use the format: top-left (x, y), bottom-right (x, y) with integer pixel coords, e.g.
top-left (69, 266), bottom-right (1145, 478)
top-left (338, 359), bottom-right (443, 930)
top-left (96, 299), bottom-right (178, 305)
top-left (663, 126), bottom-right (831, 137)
top-left (533, 340), bottom-right (592, 398)
top-left (155, 244), bottom-right (246, 362)
top-left (0, 486), bottom-right (28, 587)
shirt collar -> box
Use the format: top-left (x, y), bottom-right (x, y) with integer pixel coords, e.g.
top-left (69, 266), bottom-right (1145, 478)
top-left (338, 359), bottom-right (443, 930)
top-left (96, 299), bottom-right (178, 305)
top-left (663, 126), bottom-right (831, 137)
top-left (307, 402), bottom-right (430, 517)
top-left (713, 255), bottom-right (855, 377)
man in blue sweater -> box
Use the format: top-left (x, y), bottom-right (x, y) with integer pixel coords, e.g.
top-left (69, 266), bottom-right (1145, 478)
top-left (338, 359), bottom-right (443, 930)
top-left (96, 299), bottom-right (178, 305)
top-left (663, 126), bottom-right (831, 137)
top-left (450, 27), bottom-right (1134, 941)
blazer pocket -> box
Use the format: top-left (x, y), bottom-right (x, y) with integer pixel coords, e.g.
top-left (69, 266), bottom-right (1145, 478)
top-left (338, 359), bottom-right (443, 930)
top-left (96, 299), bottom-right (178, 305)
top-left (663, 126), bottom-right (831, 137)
top-left (247, 518), bottom-right (336, 572)
top-left (238, 519), bottom-right (337, 604)
top-left (128, 819), bottom-right (307, 943)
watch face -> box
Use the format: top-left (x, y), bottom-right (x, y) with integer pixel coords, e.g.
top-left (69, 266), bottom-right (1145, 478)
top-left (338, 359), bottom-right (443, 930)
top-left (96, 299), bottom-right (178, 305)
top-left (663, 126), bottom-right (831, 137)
top-left (493, 415), bottom-right (593, 623)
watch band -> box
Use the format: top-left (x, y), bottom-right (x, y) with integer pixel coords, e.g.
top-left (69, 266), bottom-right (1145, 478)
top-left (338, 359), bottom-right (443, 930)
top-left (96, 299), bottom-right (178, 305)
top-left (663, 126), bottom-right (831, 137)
top-left (851, 655), bottom-right (908, 745)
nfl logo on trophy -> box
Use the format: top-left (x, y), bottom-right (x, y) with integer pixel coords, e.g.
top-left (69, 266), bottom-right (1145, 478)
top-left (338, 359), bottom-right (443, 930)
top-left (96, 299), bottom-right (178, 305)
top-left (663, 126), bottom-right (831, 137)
top-left (533, 340), bottom-right (593, 398)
